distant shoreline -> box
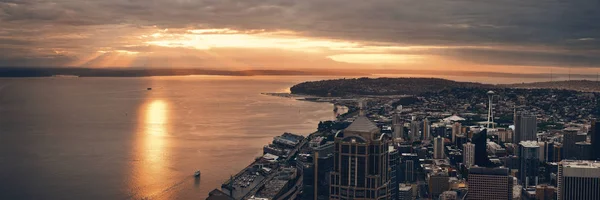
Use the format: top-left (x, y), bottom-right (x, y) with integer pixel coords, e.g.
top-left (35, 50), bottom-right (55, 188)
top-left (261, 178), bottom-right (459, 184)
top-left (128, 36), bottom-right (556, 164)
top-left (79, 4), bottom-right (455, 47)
top-left (289, 77), bottom-right (600, 97)
top-left (0, 67), bottom-right (367, 78)
top-left (2, 67), bottom-right (598, 80)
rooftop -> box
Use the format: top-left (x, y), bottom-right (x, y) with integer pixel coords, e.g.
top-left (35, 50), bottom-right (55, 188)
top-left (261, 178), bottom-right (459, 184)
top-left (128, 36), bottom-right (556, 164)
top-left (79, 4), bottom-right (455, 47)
top-left (206, 189), bottom-right (234, 200)
top-left (469, 166), bottom-right (510, 175)
top-left (345, 116), bottom-right (379, 133)
top-left (519, 140), bottom-right (539, 148)
top-left (443, 115), bottom-right (465, 122)
top-left (561, 160), bottom-right (600, 169)
top-left (399, 185), bottom-right (412, 191)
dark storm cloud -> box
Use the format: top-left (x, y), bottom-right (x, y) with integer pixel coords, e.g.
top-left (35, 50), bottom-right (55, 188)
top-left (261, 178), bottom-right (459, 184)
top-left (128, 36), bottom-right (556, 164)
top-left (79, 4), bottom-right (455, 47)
top-left (0, 0), bottom-right (599, 68)
top-left (437, 48), bottom-right (600, 67)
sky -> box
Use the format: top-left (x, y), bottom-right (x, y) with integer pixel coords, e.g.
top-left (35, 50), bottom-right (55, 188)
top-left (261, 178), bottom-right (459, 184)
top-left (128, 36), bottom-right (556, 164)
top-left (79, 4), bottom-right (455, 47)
top-left (1, 0), bottom-right (600, 74)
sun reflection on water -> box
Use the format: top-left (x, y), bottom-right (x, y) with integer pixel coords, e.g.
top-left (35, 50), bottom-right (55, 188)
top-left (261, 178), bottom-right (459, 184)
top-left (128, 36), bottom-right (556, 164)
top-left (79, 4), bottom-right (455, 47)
top-left (131, 99), bottom-right (171, 199)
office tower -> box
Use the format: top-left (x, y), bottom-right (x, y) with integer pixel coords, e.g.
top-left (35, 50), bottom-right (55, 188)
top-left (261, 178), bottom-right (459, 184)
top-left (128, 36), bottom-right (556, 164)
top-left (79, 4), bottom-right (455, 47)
top-left (519, 141), bottom-right (540, 187)
top-left (473, 129), bottom-right (493, 167)
top-left (591, 119), bottom-right (600, 160)
top-left (393, 123), bottom-right (404, 141)
top-left (389, 147), bottom-right (400, 200)
top-left (428, 172), bottom-right (450, 198)
top-left (452, 122), bottom-right (461, 143)
top-left (393, 113), bottom-right (402, 126)
top-left (400, 153), bottom-right (418, 183)
top-left (398, 184), bottom-right (414, 200)
top-left (299, 149), bottom-right (334, 200)
top-left (467, 167), bottom-right (513, 200)
top-left (392, 113), bottom-right (404, 141)
top-left (423, 118), bottom-right (431, 140)
top-left (538, 142), bottom-right (546, 162)
top-left (558, 160), bottom-right (600, 200)
top-left (562, 128), bottom-right (586, 159)
top-left (434, 136), bottom-right (445, 159)
top-left (514, 113), bottom-right (537, 144)
top-left (410, 119), bottom-right (420, 142)
top-left (500, 155), bottom-right (519, 170)
top-left (329, 117), bottom-right (392, 199)
top-left (576, 142), bottom-right (592, 160)
top-left (540, 142), bottom-right (557, 163)
top-left (553, 144), bottom-right (563, 162)
top-left (486, 90), bottom-right (495, 129)
top-left (463, 142), bottom-right (475, 168)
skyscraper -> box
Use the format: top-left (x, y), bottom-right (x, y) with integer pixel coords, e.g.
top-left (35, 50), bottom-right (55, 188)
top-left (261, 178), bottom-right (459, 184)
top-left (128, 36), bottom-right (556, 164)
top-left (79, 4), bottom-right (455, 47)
top-left (452, 122), bottom-right (461, 143)
top-left (514, 113), bottom-right (537, 144)
top-left (486, 90), bottom-right (495, 129)
top-left (329, 116), bottom-right (392, 199)
top-left (463, 142), bottom-right (475, 168)
top-left (576, 141), bottom-right (592, 160)
top-left (473, 129), bottom-right (493, 167)
top-left (423, 118), bottom-right (431, 141)
top-left (562, 128), bottom-right (586, 159)
top-left (410, 119), bottom-right (420, 142)
top-left (393, 123), bottom-right (404, 141)
top-left (400, 153), bottom-right (418, 183)
top-left (434, 136), bottom-right (445, 159)
top-left (558, 160), bottom-right (600, 200)
top-left (389, 146), bottom-right (400, 200)
top-left (591, 119), bottom-right (600, 160)
top-left (519, 140), bottom-right (540, 187)
top-left (467, 167), bottom-right (514, 200)
top-left (392, 113), bottom-right (404, 141)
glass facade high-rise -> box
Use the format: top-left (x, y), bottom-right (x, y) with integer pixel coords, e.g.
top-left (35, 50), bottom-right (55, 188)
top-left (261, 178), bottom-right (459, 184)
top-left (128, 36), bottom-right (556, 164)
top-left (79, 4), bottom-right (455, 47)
top-left (519, 140), bottom-right (540, 187)
top-left (591, 120), bottom-right (600, 160)
top-left (473, 129), bottom-right (494, 167)
top-left (515, 113), bottom-right (537, 144)
top-left (329, 117), bottom-right (392, 199)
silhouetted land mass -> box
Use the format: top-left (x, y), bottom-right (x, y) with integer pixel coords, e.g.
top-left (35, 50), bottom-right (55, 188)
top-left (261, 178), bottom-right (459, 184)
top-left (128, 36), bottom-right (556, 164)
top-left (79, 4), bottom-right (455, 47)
top-left (291, 77), bottom-right (600, 97)
top-left (0, 67), bottom-right (367, 77)
top-left (502, 80), bottom-right (600, 92)
top-left (290, 77), bottom-right (496, 96)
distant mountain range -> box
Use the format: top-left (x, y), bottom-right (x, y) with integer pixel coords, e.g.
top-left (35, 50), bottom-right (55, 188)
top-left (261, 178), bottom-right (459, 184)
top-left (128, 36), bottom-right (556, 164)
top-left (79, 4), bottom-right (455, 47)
top-left (0, 67), bottom-right (368, 77)
top-left (291, 77), bottom-right (600, 97)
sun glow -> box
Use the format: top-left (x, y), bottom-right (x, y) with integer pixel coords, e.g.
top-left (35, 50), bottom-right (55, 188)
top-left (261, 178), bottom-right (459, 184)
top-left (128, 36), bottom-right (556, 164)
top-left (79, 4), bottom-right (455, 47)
top-left (129, 99), bottom-right (171, 199)
top-left (328, 54), bottom-right (426, 64)
top-left (143, 28), bottom-right (359, 52)
top-left (65, 28), bottom-right (468, 68)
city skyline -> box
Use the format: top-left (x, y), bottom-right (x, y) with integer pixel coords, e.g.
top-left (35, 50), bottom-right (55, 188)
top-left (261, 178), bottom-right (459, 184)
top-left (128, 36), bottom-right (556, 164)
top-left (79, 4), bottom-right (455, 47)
top-left (3, 1), bottom-right (600, 199)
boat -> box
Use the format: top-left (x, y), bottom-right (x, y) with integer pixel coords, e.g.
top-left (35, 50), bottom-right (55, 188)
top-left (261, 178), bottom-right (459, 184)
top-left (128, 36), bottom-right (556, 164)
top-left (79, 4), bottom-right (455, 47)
top-left (194, 170), bottom-right (201, 177)
top-left (147, 88), bottom-right (152, 90)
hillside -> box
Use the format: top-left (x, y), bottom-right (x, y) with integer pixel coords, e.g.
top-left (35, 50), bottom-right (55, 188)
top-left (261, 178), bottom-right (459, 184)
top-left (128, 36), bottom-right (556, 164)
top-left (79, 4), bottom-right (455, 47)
top-left (502, 80), bottom-right (600, 92)
top-left (290, 77), bottom-right (495, 97)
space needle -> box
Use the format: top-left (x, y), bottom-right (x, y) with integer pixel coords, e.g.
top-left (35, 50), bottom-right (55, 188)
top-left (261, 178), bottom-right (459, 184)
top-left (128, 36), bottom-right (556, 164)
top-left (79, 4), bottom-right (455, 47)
top-left (486, 90), bottom-right (495, 129)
